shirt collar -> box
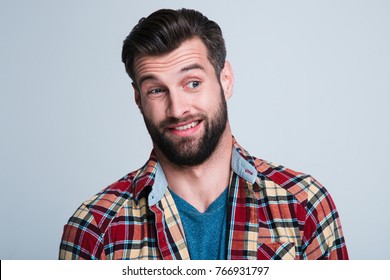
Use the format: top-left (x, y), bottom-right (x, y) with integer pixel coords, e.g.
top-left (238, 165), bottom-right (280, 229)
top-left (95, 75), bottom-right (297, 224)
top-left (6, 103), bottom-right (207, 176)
top-left (148, 162), bottom-right (168, 206)
top-left (133, 137), bottom-right (259, 206)
top-left (231, 146), bottom-right (258, 184)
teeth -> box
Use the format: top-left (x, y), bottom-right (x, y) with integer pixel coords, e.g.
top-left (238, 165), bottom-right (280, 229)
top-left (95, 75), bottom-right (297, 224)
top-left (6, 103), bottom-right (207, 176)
top-left (175, 121), bottom-right (199, 131)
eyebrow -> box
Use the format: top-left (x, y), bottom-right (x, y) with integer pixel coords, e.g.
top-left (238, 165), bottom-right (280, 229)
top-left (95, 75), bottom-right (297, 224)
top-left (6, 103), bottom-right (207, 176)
top-left (180, 63), bottom-right (205, 73)
top-left (138, 74), bottom-right (157, 88)
top-left (137, 63), bottom-right (206, 88)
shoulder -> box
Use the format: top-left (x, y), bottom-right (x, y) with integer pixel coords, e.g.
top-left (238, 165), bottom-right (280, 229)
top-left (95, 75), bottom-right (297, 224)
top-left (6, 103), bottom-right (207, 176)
top-left (64, 151), bottom-right (159, 233)
top-left (65, 165), bottom-right (148, 234)
top-left (255, 158), bottom-right (315, 201)
top-left (59, 160), bottom-right (156, 259)
top-left (233, 138), bottom-right (335, 210)
top-left (82, 168), bottom-right (143, 224)
top-left (252, 157), bottom-right (339, 221)
top-left (255, 157), bottom-right (333, 202)
top-left (233, 139), bottom-right (328, 205)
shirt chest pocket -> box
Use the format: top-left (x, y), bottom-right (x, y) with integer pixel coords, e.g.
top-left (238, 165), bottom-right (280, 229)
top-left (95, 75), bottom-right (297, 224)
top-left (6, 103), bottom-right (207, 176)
top-left (257, 242), bottom-right (296, 260)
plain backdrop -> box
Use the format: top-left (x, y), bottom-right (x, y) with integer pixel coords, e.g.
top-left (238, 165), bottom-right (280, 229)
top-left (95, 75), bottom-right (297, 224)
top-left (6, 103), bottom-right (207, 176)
top-left (1, 0), bottom-right (389, 260)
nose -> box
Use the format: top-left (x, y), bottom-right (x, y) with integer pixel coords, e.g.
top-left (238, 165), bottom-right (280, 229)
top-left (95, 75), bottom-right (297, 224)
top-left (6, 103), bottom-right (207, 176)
top-left (166, 88), bottom-right (190, 118)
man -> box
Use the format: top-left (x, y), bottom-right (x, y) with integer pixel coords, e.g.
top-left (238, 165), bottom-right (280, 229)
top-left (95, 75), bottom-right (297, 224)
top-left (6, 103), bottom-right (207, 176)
top-left (59, 8), bottom-right (348, 260)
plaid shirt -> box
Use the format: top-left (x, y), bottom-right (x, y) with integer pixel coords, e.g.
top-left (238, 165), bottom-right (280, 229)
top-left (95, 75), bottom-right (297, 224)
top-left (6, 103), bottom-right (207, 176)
top-left (59, 138), bottom-right (348, 260)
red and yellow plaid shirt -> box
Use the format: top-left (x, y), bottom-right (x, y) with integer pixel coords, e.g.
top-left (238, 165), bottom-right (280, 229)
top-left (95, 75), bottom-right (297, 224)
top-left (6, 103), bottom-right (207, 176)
top-left (59, 138), bottom-right (348, 260)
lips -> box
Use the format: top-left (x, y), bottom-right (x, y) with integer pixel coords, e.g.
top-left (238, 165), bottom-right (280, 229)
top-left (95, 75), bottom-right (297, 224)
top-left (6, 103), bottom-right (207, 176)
top-left (166, 119), bottom-right (202, 135)
top-left (173, 121), bottom-right (200, 131)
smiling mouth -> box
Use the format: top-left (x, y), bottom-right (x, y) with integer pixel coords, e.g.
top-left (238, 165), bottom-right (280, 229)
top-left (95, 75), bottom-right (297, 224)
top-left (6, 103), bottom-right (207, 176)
top-left (173, 121), bottom-right (200, 131)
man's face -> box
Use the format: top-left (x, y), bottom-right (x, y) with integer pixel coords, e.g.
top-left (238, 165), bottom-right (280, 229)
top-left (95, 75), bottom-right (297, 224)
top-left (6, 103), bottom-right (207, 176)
top-left (133, 38), bottom-right (232, 166)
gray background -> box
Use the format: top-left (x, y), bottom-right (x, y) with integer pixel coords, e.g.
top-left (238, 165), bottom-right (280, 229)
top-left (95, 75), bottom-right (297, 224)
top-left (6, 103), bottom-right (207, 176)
top-left (1, 0), bottom-right (389, 260)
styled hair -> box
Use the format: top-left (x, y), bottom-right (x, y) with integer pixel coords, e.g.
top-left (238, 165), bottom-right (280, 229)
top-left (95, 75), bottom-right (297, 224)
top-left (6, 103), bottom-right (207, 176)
top-left (121, 8), bottom-right (226, 83)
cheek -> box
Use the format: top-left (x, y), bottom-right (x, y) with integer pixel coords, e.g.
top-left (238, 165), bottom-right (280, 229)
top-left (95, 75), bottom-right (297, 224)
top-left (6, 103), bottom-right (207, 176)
top-left (141, 102), bottom-right (165, 122)
top-left (194, 84), bottom-right (221, 107)
top-left (200, 92), bottom-right (223, 111)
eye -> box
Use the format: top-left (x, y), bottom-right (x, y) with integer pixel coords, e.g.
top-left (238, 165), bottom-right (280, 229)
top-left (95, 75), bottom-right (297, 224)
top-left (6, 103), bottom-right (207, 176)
top-left (186, 81), bottom-right (201, 89)
top-left (147, 88), bottom-right (166, 95)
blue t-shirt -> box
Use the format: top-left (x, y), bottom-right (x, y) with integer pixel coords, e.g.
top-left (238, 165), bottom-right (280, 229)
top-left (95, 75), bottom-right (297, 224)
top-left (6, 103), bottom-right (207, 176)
top-left (170, 187), bottom-right (228, 260)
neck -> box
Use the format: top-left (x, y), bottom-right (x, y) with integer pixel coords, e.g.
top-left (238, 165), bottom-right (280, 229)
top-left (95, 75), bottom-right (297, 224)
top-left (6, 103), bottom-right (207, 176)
top-left (155, 125), bottom-right (233, 213)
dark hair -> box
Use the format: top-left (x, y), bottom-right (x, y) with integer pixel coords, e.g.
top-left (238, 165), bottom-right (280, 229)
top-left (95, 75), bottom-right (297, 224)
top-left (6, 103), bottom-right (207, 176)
top-left (121, 8), bottom-right (226, 83)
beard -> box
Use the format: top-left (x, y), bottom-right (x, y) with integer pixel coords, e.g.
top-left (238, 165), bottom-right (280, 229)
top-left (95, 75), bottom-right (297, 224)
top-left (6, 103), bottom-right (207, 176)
top-left (142, 90), bottom-right (228, 167)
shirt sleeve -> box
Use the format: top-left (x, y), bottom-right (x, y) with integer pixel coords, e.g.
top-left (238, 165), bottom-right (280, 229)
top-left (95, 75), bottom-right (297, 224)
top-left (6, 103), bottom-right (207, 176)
top-left (59, 204), bottom-right (106, 260)
top-left (301, 177), bottom-right (349, 259)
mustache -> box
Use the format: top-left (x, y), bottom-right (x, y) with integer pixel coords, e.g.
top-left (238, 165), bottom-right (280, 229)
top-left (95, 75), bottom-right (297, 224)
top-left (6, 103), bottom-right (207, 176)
top-left (159, 114), bottom-right (206, 128)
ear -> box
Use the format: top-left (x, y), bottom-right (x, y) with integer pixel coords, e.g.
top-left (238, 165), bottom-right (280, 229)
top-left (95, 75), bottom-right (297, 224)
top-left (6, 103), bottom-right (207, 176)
top-left (132, 82), bottom-right (142, 112)
top-left (220, 61), bottom-right (234, 100)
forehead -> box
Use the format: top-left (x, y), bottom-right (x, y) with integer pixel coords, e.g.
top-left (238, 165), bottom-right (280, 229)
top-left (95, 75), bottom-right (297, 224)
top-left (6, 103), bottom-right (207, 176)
top-left (133, 38), bottom-right (211, 81)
